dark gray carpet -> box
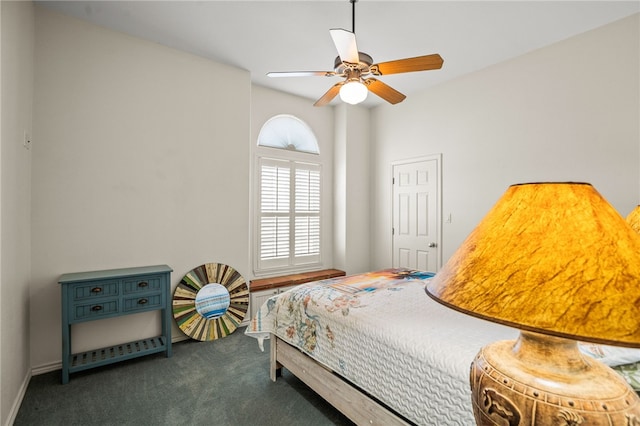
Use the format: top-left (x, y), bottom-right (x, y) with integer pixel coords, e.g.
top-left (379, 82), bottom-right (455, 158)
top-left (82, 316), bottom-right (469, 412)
top-left (15, 328), bottom-right (354, 425)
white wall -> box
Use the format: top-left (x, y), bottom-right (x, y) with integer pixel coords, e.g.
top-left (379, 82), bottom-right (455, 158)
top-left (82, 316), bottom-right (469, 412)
top-left (1, 1), bottom-right (34, 424)
top-left (371, 14), bottom-right (640, 268)
top-left (31, 8), bottom-right (251, 369)
top-left (333, 104), bottom-right (371, 275)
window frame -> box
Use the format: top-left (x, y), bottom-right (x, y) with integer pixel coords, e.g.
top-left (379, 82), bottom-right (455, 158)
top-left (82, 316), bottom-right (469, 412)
top-left (252, 115), bottom-right (326, 277)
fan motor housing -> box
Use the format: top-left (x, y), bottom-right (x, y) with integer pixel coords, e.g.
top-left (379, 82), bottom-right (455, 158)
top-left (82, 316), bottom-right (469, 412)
top-left (334, 52), bottom-right (373, 75)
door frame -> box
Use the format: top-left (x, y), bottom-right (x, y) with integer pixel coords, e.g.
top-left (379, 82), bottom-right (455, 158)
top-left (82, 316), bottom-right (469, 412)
top-left (391, 154), bottom-right (443, 271)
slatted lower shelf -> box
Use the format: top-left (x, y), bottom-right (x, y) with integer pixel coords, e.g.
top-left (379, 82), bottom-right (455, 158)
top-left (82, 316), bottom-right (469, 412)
top-left (69, 336), bottom-right (168, 373)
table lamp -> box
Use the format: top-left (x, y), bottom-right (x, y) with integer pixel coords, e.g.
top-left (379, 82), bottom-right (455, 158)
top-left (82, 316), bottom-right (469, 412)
top-left (425, 182), bottom-right (640, 425)
top-left (626, 205), bottom-right (640, 234)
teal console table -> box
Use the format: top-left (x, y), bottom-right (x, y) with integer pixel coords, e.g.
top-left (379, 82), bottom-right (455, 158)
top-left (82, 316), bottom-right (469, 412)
top-left (59, 264), bottom-right (173, 384)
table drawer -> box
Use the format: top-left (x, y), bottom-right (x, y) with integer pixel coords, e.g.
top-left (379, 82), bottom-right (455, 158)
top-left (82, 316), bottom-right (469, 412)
top-left (123, 275), bottom-right (162, 294)
top-left (71, 280), bottom-right (119, 300)
top-left (73, 299), bottom-right (119, 321)
top-left (123, 293), bottom-right (162, 313)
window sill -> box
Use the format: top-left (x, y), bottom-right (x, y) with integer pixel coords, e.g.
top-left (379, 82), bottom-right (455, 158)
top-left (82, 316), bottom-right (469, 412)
top-left (249, 269), bottom-right (346, 292)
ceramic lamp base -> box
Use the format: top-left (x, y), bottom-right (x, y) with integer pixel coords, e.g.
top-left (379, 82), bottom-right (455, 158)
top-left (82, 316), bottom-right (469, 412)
top-left (471, 331), bottom-right (640, 426)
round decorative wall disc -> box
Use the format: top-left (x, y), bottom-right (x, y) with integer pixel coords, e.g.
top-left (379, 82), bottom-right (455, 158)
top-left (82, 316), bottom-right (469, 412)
top-left (172, 263), bottom-right (248, 341)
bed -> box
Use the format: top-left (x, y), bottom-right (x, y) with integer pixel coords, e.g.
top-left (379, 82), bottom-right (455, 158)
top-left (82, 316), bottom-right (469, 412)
top-left (245, 268), bottom-right (640, 425)
top-left (245, 268), bottom-right (519, 424)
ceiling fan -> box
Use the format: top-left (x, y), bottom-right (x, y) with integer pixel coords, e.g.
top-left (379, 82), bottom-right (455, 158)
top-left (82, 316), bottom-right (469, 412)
top-left (267, 0), bottom-right (444, 107)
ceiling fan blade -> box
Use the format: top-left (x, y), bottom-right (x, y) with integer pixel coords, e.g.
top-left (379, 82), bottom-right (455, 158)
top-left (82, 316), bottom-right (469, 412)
top-left (267, 71), bottom-right (336, 78)
top-left (314, 82), bottom-right (344, 107)
top-left (364, 78), bottom-right (406, 105)
top-left (330, 28), bottom-right (359, 64)
top-left (371, 54), bottom-right (444, 75)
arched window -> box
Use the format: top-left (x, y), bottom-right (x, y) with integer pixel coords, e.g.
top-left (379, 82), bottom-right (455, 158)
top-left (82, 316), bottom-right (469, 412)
top-left (257, 114), bottom-right (320, 154)
top-left (254, 115), bottom-right (322, 274)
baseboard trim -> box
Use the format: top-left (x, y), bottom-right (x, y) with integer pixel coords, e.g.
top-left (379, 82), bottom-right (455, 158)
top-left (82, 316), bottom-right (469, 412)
top-left (4, 369), bottom-right (31, 426)
top-left (172, 335), bottom-right (189, 344)
top-left (31, 360), bottom-right (61, 376)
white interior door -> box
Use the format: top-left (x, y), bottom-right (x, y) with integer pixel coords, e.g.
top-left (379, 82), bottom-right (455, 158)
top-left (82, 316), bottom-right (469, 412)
top-left (392, 157), bottom-right (441, 272)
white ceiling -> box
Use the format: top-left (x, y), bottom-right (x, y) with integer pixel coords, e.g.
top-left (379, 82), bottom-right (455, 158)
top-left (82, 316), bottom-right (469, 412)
top-left (38, 1), bottom-right (639, 107)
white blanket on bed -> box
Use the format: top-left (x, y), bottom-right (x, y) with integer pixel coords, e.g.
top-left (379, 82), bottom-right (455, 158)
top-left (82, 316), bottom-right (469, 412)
top-left (245, 268), bottom-right (519, 425)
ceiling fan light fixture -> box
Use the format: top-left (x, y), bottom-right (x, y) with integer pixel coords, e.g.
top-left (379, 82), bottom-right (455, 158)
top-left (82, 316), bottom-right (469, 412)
top-left (268, 0), bottom-right (442, 106)
top-left (339, 80), bottom-right (368, 104)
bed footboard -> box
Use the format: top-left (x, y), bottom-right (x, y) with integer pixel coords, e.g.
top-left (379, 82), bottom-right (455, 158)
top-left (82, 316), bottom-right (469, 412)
top-left (270, 334), bottom-right (412, 426)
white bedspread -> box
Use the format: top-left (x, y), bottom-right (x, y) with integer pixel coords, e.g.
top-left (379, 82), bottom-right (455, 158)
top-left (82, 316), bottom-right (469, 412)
top-left (245, 268), bottom-right (519, 425)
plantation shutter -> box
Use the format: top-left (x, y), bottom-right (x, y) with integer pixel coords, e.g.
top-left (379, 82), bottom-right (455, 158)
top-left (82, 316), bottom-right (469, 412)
top-left (258, 158), bottom-right (321, 271)
top-left (295, 166), bottom-right (320, 259)
top-left (259, 159), bottom-right (291, 268)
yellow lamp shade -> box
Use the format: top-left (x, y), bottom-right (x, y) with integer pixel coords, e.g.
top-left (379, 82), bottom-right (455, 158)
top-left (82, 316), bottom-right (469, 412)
top-left (426, 182), bottom-right (640, 347)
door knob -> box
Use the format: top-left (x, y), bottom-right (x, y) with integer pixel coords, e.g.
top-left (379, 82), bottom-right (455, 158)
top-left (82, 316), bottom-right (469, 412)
top-left (428, 242), bottom-right (437, 248)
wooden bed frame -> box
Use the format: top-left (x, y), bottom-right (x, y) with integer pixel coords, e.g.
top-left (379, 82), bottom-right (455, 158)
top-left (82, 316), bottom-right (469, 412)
top-left (269, 334), bottom-right (412, 426)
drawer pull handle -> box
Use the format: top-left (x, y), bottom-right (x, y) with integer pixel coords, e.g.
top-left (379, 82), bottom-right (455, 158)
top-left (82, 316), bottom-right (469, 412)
top-left (138, 281), bottom-right (148, 288)
top-left (138, 298), bottom-right (148, 305)
top-left (91, 287), bottom-right (102, 293)
top-left (91, 305), bottom-right (103, 312)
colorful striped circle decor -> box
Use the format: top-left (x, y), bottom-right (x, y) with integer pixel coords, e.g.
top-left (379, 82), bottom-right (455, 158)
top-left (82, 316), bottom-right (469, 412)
top-left (172, 263), bottom-right (248, 341)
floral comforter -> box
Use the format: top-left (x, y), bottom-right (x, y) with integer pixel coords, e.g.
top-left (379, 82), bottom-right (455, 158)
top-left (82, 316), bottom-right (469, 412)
top-left (245, 268), bottom-right (520, 425)
top-left (245, 268), bottom-right (436, 354)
